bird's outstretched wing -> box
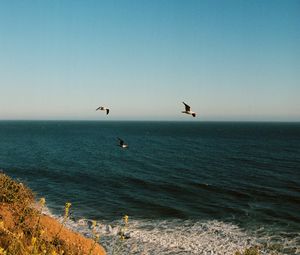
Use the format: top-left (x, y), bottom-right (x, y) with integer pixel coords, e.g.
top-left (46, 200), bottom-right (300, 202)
top-left (106, 109), bottom-right (110, 115)
top-left (117, 137), bottom-right (124, 146)
top-left (96, 107), bottom-right (101, 111)
top-left (182, 102), bottom-right (191, 111)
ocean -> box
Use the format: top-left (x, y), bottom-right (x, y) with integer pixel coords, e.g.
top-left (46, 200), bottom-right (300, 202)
top-left (0, 121), bottom-right (299, 254)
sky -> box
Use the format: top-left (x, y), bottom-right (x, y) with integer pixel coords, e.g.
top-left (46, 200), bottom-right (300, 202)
top-left (0, 0), bottom-right (299, 121)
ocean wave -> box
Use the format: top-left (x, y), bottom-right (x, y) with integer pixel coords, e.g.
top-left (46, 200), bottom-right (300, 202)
top-left (42, 206), bottom-right (300, 255)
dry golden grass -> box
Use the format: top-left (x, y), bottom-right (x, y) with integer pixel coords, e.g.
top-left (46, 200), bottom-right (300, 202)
top-left (0, 172), bottom-right (105, 255)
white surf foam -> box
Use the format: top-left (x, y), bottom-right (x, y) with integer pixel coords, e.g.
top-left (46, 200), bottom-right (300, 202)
top-left (41, 206), bottom-right (300, 255)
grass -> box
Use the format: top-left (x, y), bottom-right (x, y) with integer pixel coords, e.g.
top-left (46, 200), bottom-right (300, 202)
top-left (0, 172), bottom-right (104, 255)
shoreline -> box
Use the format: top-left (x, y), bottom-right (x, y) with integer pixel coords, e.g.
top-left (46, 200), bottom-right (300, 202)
top-left (1, 172), bottom-right (298, 254)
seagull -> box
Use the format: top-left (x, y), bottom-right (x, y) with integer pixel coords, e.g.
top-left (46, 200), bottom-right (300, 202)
top-left (117, 137), bottom-right (128, 148)
top-left (182, 102), bottom-right (196, 117)
top-left (96, 106), bottom-right (109, 115)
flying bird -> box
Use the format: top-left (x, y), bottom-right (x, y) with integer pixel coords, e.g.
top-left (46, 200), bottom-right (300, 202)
top-left (117, 137), bottom-right (128, 148)
top-left (96, 106), bottom-right (109, 115)
top-left (182, 102), bottom-right (196, 117)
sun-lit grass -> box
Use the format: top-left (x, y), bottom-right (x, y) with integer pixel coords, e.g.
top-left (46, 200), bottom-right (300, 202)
top-left (0, 172), bottom-right (66, 254)
top-left (0, 172), bottom-right (104, 255)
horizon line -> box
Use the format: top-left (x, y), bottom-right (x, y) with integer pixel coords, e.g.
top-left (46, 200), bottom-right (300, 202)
top-left (0, 119), bottom-right (299, 123)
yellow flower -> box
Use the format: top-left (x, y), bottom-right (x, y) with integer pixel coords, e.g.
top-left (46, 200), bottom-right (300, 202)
top-left (31, 237), bottom-right (37, 246)
top-left (65, 202), bottom-right (71, 208)
top-left (123, 215), bottom-right (129, 225)
top-left (64, 202), bottom-right (72, 218)
top-left (92, 220), bottom-right (97, 228)
top-left (39, 197), bottom-right (46, 207)
top-left (0, 247), bottom-right (7, 255)
top-left (41, 243), bottom-right (47, 253)
top-left (51, 251), bottom-right (57, 255)
top-left (0, 221), bottom-right (4, 229)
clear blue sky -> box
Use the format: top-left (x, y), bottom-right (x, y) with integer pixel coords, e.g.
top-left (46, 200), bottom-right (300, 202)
top-left (0, 0), bottom-right (299, 121)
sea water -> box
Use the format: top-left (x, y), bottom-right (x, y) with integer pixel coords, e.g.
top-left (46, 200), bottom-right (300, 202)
top-left (0, 121), bottom-right (299, 254)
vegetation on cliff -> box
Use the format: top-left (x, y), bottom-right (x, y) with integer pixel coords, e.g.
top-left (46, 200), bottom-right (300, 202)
top-left (0, 172), bottom-right (105, 255)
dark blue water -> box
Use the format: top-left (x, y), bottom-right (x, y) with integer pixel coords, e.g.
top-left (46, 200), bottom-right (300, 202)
top-left (1, 121), bottom-right (299, 254)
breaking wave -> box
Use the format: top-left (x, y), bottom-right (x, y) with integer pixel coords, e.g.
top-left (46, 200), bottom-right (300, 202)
top-left (43, 207), bottom-right (300, 255)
